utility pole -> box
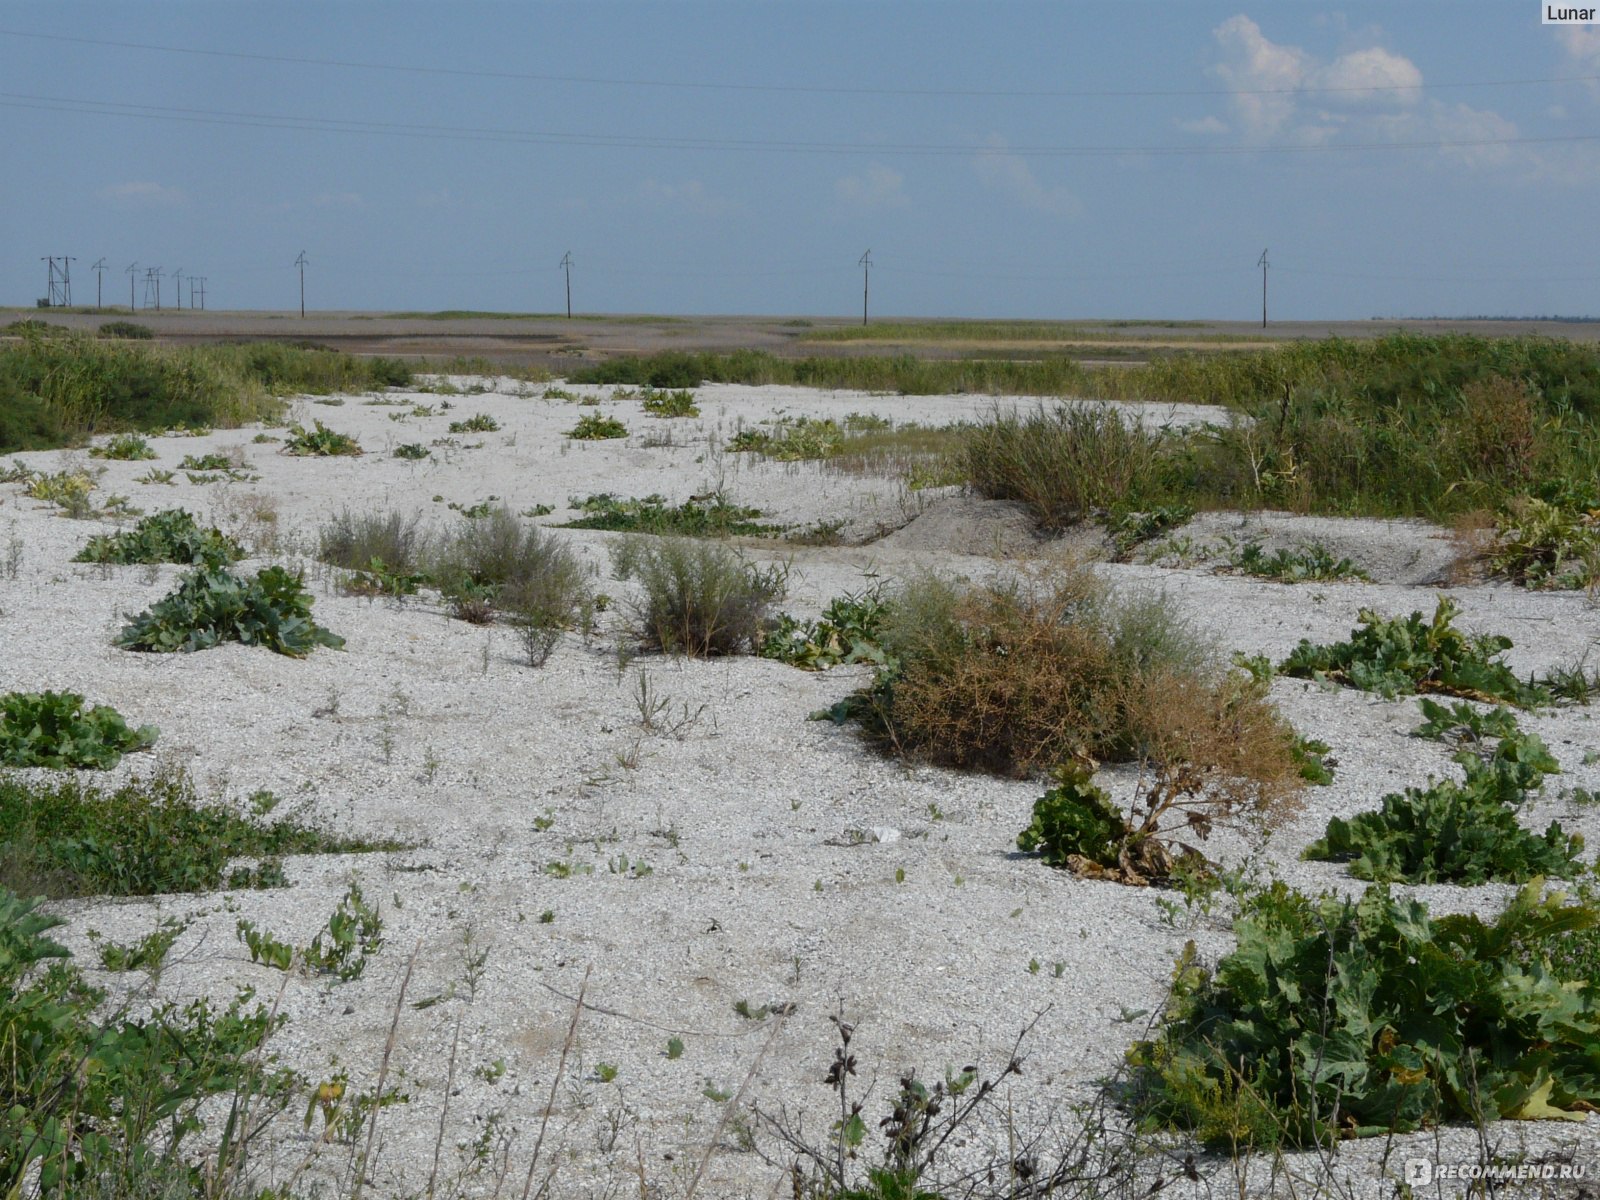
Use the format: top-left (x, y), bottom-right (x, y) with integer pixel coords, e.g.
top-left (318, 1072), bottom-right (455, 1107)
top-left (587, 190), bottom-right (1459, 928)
top-left (172, 268), bottom-right (182, 311)
top-left (858, 249), bottom-right (871, 327)
top-left (295, 251), bottom-right (308, 318)
top-left (41, 256), bottom-right (74, 307)
top-left (560, 251), bottom-right (573, 318)
top-left (196, 277), bottom-right (207, 310)
top-left (144, 267), bottom-right (162, 311)
top-left (126, 262), bottom-right (138, 313)
top-left (91, 258), bottom-right (106, 310)
top-left (1258, 249), bottom-right (1269, 328)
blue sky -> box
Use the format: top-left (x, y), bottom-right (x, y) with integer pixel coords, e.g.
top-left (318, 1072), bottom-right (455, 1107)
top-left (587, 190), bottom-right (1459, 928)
top-left (3, 2), bottom-right (1598, 320)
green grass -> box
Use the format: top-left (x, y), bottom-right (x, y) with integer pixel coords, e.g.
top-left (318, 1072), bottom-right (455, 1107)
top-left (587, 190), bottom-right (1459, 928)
top-left (0, 330), bottom-right (413, 454)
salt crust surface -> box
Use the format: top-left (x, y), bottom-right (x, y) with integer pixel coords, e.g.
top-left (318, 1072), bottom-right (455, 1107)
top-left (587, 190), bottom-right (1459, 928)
top-left (1, 380), bottom-right (1596, 1197)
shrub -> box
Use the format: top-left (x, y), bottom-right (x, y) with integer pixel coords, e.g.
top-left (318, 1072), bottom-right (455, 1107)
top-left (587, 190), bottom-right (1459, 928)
top-left (726, 417), bottom-right (843, 461)
top-left (963, 404), bottom-right (1168, 531)
top-left (0, 691), bottom-right (157, 769)
top-left (561, 492), bottom-right (773, 537)
top-left (88, 432), bottom-right (156, 460)
top-left (392, 441), bottom-right (429, 460)
top-left (96, 319), bottom-right (154, 339)
top-left (0, 889), bottom-right (296, 1196)
top-left (177, 451), bottom-right (236, 471)
top-left (432, 507), bottom-right (591, 640)
top-left (117, 565), bottom-right (344, 656)
top-left (281, 420), bottom-right (362, 456)
top-left (837, 565), bottom-right (1298, 789)
top-left (0, 767), bottom-right (388, 898)
top-left (566, 413), bottom-right (628, 440)
top-left (74, 507), bottom-right (243, 568)
top-left (318, 508), bottom-right (431, 596)
top-left (448, 413), bottom-right (500, 433)
top-left (640, 386), bottom-right (699, 417)
top-left (1303, 725), bottom-right (1582, 884)
top-left (611, 536), bottom-right (785, 656)
top-left (1280, 596), bottom-right (1547, 707)
top-left (1130, 880), bottom-right (1600, 1148)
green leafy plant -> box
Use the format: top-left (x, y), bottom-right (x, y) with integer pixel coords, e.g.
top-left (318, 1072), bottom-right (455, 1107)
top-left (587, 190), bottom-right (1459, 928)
top-left (0, 890), bottom-right (295, 1197)
top-left (1280, 596), bottom-right (1547, 706)
top-left (1303, 728), bottom-right (1581, 884)
top-left (89, 433), bottom-right (157, 460)
top-left (117, 564), bottom-right (345, 657)
top-left (93, 916), bottom-right (189, 974)
top-left (318, 508), bottom-right (431, 597)
top-left (177, 452), bottom-right (236, 471)
top-left (392, 441), bottom-right (429, 460)
top-left (1490, 496), bottom-right (1600, 590)
top-left (562, 492), bottom-right (773, 537)
top-left (448, 413), bottom-right (500, 433)
top-left (727, 416), bottom-right (843, 461)
top-left (1130, 880), bottom-right (1600, 1148)
top-left (566, 413), bottom-right (628, 440)
top-left (761, 583), bottom-right (891, 670)
top-left (640, 386), bottom-right (699, 417)
top-left (134, 467), bottom-right (176, 484)
top-left (303, 879), bottom-right (384, 981)
top-left (74, 507), bottom-right (243, 568)
top-left (235, 918), bottom-right (295, 971)
top-left (0, 690), bottom-right (157, 769)
top-left (1411, 696), bottom-right (1521, 744)
top-left (96, 319), bottom-right (154, 339)
top-left (282, 420), bottom-right (362, 456)
top-left (1229, 541), bottom-right (1369, 583)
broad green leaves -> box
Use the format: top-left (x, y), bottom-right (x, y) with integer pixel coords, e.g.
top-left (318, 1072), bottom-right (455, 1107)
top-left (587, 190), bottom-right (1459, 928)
top-left (117, 565), bottom-right (343, 657)
top-left (0, 690), bottom-right (156, 769)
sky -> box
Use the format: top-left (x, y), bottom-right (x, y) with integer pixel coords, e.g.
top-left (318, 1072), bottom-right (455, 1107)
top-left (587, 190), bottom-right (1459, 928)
top-left (3, 2), bottom-right (1599, 320)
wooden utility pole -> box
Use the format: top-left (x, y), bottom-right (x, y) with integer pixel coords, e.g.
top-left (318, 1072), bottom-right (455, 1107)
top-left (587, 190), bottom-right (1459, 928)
top-left (296, 251), bottom-right (308, 318)
top-left (859, 249), bottom-right (871, 327)
top-left (1258, 249), bottom-right (1269, 328)
top-left (560, 251), bottom-right (573, 318)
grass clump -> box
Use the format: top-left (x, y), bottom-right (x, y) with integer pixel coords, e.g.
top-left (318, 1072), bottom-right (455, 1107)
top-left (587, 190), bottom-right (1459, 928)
top-left (88, 432), bottom-right (156, 460)
top-left (963, 404), bottom-right (1168, 531)
top-left (74, 508), bottom-right (243, 568)
top-left (561, 492), bottom-right (774, 537)
top-left (117, 565), bottom-right (344, 657)
top-left (0, 691), bottom-right (157, 769)
top-left (1280, 596), bottom-right (1547, 706)
top-left (611, 536), bottom-right (785, 656)
top-left (1229, 541), bottom-right (1369, 583)
top-left (281, 419), bottom-right (361, 456)
top-left (566, 413), bottom-right (628, 440)
top-left (1303, 719), bottom-right (1582, 884)
top-left (0, 766), bottom-right (389, 897)
top-left (0, 889), bottom-right (296, 1196)
top-left (834, 565), bottom-right (1299, 796)
top-left (640, 386), bottom-right (699, 417)
top-left (318, 507), bottom-right (431, 596)
top-left (1130, 879), bottom-right (1600, 1148)
top-left (433, 507), bottom-right (591, 656)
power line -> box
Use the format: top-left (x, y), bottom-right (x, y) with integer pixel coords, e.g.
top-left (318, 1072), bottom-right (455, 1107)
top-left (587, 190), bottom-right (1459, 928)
top-left (3, 90), bottom-right (1595, 160)
top-left (3, 27), bottom-right (1593, 101)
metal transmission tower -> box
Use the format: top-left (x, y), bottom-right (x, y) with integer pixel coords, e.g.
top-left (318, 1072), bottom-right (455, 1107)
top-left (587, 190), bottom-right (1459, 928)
top-left (1258, 249), bottom-right (1269, 328)
top-left (858, 249), bottom-right (872, 327)
top-left (126, 263), bottom-right (139, 313)
top-left (41, 256), bottom-right (74, 306)
top-left (295, 251), bottom-right (308, 318)
top-left (560, 251), bottom-right (573, 318)
top-left (91, 258), bottom-right (107, 310)
top-left (194, 277), bottom-right (207, 310)
top-left (172, 268), bottom-right (183, 311)
top-left (143, 267), bottom-right (162, 311)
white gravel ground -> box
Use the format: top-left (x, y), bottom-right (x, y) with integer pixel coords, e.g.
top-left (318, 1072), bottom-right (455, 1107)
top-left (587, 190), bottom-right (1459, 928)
top-left (2, 379), bottom-right (1597, 1198)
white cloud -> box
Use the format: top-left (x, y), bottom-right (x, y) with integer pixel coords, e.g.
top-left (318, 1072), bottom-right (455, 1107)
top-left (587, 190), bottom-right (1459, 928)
top-left (1313, 46), bottom-right (1422, 103)
top-left (971, 137), bottom-right (1081, 217)
top-left (637, 178), bottom-right (736, 217)
top-left (100, 181), bottom-right (186, 207)
top-left (1557, 24), bottom-right (1600, 67)
top-left (1210, 14), bottom-right (1309, 137)
top-left (834, 163), bottom-right (909, 210)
